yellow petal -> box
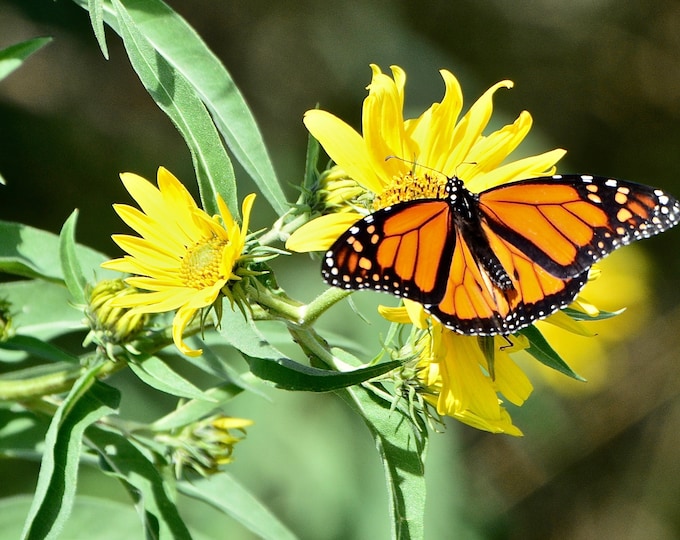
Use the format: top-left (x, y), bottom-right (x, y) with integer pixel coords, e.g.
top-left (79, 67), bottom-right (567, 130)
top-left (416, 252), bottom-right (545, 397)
top-left (443, 80), bottom-right (514, 174)
top-left (492, 352), bottom-right (534, 406)
top-left (173, 305), bottom-right (202, 357)
top-left (363, 65), bottom-right (412, 183)
top-left (285, 212), bottom-right (363, 252)
top-left (418, 69), bottom-right (464, 172)
top-left (377, 304), bottom-right (411, 324)
top-left (472, 148), bottom-right (566, 191)
top-left (304, 110), bottom-right (383, 194)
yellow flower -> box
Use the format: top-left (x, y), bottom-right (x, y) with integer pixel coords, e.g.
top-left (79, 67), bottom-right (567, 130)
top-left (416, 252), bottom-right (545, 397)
top-left (387, 311), bottom-right (532, 436)
top-left (286, 65), bottom-right (570, 433)
top-left (102, 167), bottom-right (255, 357)
top-left (286, 64), bottom-right (565, 252)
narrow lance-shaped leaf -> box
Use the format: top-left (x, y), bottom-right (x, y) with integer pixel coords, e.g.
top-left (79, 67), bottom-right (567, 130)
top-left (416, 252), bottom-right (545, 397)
top-left (72, 0), bottom-right (288, 215)
top-left (217, 309), bottom-right (401, 392)
top-left (339, 384), bottom-right (428, 540)
top-left (0, 37), bottom-right (52, 82)
top-left (111, 0), bottom-right (237, 218)
top-left (179, 473), bottom-right (298, 540)
top-left (0, 220), bottom-right (115, 283)
top-left (128, 355), bottom-right (216, 401)
top-left (87, 0), bottom-right (109, 59)
top-left (150, 382), bottom-right (244, 432)
top-left (21, 370), bottom-right (120, 540)
top-left (85, 425), bottom-right (192, 540)
top-left (59, 210), bottom-right (87, 305)
top-left (520, 324), bottom-right (585, 381)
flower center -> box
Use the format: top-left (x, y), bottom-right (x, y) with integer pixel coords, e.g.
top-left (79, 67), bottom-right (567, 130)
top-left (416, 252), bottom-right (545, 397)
top-left (180, 237), bottom-right (229, 289)
top-left (372, 172), bottom-right (448, 210)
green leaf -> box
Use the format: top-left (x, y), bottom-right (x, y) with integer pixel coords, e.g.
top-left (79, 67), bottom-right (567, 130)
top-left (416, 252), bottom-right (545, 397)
top-left (0, 411), bottom-right (49, 459)
top-left (85, 425), bottom-right (192, 540)
top-left (0, 335), bottom-right (79, 364)
top-left (87, 0), bottom-right (109, 59)
top-left (0, 495), bottom-right (142, 540)
top-left (520, 325), bottom-right (586, 381)
top-left (561, 306), bottom-right (625, 321)
top-left (0, 220), bottom-right (114, 283)
top-left (111, 0), bottom-right (237, 218)
top-left (0, 37), bottom-right (52, 82)
top-left (150, 382), bottom-right (244, 432)
top-left (217, 310), bottom-right (401, 391)
top-left (0, 281), bottom-right (87, 363)
top-left (59, 211), bottom-right (87, 305)
top-left (21, 369), bottom-right (120, 540)
top-left (339, 384), bottom-right (428, 540)
top-left (179, 473), bottom-right (297, 540)
top-left (128, 355), bottom-right (215, 401)
top-left (243, 352), bottom-right (401, 392)
top-left (120, 0), bottom-right (286, 215)
top-left (73, 0), bottom-right (287, 216)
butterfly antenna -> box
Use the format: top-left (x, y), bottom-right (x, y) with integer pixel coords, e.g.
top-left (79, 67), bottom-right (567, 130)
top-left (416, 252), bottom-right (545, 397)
top-left (384, 155), bottom-right (447, 178)
top-left (385, 156), bottom-right (477, 180)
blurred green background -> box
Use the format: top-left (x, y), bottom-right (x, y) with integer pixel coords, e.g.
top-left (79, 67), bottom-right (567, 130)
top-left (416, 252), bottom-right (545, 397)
top-left (2, 1), bottom-right (680, 538)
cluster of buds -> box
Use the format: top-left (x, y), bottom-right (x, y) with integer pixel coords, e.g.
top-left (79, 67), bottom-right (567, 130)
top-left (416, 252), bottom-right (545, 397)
top-left (84, 279), bottom-right (149, 358)
top-left (156, 415), bottom-right (253, 478)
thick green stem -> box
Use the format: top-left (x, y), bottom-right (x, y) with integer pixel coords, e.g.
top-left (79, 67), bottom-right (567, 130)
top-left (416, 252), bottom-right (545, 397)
top-left (301, 287), bottom-right (353, 325)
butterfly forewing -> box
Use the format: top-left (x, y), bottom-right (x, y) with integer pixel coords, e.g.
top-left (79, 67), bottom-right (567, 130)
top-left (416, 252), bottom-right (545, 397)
top-left (478, 175), bottom-right (680, 279)
top-left (322, 199), bottom-right (454, 303)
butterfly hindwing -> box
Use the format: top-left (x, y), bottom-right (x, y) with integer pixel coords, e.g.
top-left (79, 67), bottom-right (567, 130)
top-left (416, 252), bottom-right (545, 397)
top-left (322, 199), bottom-right (454, 304)
top-left (424, 225), bottom-right (589, 334)
top-left (478, 175), bottom-right (680, 278)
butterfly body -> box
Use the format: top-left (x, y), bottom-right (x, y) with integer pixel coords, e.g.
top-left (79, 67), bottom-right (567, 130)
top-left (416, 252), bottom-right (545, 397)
top-left (322, 174), bottom-right (680, 335)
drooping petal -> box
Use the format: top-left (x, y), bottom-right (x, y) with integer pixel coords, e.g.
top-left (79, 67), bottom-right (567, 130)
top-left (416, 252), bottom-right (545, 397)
top-left (173, 305), bottom-right (202, 357)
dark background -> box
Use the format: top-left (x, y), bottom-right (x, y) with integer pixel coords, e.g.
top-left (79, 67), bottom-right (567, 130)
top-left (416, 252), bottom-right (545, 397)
top-left (2, 1), bottom-right (680, 538)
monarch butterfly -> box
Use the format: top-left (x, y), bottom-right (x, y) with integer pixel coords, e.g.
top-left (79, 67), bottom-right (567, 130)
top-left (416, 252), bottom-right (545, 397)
top-left (322, 174), bottom-right (680, 335)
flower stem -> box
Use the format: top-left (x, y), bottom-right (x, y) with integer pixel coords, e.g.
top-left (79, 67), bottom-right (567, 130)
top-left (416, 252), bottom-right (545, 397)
top-left (301, 287), bottom-right (353, 325)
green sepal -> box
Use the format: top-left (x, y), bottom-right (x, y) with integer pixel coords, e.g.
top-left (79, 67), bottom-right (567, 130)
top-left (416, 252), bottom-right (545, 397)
top-left (520, 325), bottom-right (586, 381)
top-left (59, 210), bottom-right (87, 305)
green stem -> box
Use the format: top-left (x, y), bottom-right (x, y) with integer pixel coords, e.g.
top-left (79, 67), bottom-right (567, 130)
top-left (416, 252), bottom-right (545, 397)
top-left (247, 281), bottom-right (305, 322)
top-left (0, 365), bottom-right (82, 401)
top-left (301, 287), bottom-right (353, 325)
top-left (0, 356), bottom-right (128, 402)
top-left (257, 211), bottom-right (311, 247)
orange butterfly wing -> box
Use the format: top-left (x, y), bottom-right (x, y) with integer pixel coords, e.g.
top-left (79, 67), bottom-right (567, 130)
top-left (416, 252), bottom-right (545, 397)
top-left (478, 176), bottom-right (680, 278)
top-left (424, 224), bottom-right (587, 334)
top-left (322, 200), bottom-right (453, 303)
top-left (323, 174), bottom-right (679, 335)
